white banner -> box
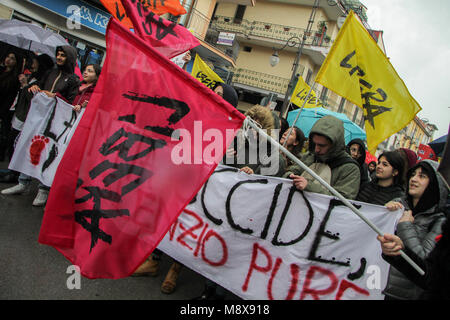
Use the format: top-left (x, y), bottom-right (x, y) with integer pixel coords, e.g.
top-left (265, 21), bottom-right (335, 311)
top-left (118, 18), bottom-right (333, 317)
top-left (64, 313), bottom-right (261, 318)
top-left (158, 165), bottom-right (402, 300)
top-left (9, 93), bottom-right (85, 187)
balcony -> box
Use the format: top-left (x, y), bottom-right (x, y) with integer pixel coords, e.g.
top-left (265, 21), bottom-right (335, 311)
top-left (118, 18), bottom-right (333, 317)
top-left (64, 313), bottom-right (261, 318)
top-left (210, 15), bottom-right (333, 49)
top-left (232, 68), bottom-right (291, 95)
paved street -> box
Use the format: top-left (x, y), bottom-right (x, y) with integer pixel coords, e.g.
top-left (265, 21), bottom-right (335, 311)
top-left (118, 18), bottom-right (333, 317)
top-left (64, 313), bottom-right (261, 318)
top-left (0, 161), bottom-right (240, 301)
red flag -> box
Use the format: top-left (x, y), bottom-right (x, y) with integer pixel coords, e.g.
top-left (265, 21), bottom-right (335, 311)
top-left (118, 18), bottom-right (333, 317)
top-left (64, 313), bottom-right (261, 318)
top-left (365, 150), bottom-right (377, 164)
top-left (417, 144), bottom-right (438, 161)
top-left (100, 0), bottom-right (187, 30)
top-left (38, 18), bottom-right (245, 279)
top-left (121, 0), bottom-right (199, 59)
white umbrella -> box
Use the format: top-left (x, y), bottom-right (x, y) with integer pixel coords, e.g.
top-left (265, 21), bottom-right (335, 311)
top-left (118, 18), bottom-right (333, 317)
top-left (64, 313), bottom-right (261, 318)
top-left (0, 19), bottom-right (68, 56)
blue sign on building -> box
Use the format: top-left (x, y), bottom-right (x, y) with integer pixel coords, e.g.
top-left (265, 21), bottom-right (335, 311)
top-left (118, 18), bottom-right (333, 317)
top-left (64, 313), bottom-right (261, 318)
top-left (28, 0), bottom-right (111, 34)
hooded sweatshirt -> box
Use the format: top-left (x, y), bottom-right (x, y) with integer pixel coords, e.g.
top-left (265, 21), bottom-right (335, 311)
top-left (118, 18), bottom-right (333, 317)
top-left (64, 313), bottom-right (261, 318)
top-left (346, 138), bottom-right (370, 187)
top-left (216, 82), bottom-right (238, 108)
top-left (228, 105), bottom-right (286, 177)
top-left (284, 115), bottom-right (360, 199)
top-left (13, 54), bottom-right (55, 125)
top-left (39, 45), bottom-right (80, 103)
top-left (382, 160), bottom-right (448, 300)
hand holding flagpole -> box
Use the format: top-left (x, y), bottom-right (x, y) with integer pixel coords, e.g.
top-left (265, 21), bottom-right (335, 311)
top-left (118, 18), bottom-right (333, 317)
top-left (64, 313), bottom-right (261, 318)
top-left (246, 116), bottom-right (425, 276)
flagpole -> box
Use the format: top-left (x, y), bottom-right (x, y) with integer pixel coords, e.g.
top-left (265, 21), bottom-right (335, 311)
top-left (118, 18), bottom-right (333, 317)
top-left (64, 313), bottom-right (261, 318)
top-left (245, 117), bottom-right (425, 276)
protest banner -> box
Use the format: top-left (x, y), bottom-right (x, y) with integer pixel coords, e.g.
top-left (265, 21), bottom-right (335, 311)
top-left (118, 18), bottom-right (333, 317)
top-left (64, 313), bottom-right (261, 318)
top-left (38, 18), bottom-right (245, 279)
top-left (9, 93), bottom-right (85, 187)
top-left (159, 165), bottom-right (401, 300)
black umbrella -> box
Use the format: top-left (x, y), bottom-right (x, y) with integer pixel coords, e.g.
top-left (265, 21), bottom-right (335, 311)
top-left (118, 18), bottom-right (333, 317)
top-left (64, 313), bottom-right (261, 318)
top-left (429, 134), bottom-right (448, 157)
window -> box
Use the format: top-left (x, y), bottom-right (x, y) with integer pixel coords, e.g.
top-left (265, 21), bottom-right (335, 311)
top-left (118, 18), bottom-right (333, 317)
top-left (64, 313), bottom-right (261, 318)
top-left (320, 87), bottom-right (328, 102)
top-left (177, 0), bottom-right (194, 26)
top-left (59, 31), bottom-right (105, 69)
top-left (352, 106), bottom-right (358, 122)
top-left (305, 69), bottom-right (313, 85)
top-left (338, 97), bottom-right (345, 113)
top-left (234, 5), bottom-right (246, 24)
top-left (243, 46), bottom-right (252, 52)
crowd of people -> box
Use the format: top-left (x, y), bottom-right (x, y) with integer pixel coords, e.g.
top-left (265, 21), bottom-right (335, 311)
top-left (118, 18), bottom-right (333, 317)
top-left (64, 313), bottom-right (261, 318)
top-left (1, 41), bottom-right (449, 300)
top-left (0, 45), bottom-right (101, 205)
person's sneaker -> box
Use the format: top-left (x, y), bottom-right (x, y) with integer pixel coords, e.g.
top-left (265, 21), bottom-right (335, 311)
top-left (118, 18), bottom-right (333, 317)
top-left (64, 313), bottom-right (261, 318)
top-left (1, 183), bottom-right (30, 195)
top-left (32, 189), bottom-right (49, 207)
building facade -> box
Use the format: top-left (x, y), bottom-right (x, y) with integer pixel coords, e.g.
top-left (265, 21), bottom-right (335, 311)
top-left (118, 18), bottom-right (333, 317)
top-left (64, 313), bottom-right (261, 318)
top-left (378, 117), bottom-right (438, 154)
top-left (0, 0), bottom-right (437, 153)
top-left (204, 0), bottom-right (377, 124)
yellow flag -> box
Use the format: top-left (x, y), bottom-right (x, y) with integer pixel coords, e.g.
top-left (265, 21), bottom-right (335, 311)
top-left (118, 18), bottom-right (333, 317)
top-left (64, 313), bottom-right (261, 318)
top-left (290, 76), bottom-right (324, 108)
top-left (315, 11), bottom-right (421, 153)
top-left (191, 54), bottom-right (223, 89)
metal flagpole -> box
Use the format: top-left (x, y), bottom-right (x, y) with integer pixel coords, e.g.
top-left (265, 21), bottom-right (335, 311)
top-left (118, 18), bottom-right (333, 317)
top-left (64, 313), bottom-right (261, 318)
top-left (245, 117), bottom-right (425, 276)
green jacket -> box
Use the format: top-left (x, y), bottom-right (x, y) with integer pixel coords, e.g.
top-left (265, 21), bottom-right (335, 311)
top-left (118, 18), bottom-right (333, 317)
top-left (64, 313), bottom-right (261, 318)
top-left (284, 115), bottom-right (361, 199)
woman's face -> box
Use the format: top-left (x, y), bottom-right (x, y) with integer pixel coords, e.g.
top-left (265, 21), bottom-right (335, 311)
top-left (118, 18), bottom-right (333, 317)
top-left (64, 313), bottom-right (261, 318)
top-left (280, 129), bottom-right (298, 148)
top-left (349, 143), bottom-right (362, 160)
top-left (376, 156), bottom-right (396, 180)
top-left (31, 58), bottom-right (39, 73)
top-left (408, 166), bottom-right (430, 199)
top-left (4, 53), bottom-right (17, 69)
top-left (214, 85), bottom-right (224, 97)
top-left (82, 65), bottom-right (98, 84)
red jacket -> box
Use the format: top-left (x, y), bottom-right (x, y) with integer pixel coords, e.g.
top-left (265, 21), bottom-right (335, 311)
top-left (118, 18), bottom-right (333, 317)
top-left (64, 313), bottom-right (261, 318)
top-left (72, 83), bottom-right (96, 107)
top-left (56, 83), bottom-right (96, 107)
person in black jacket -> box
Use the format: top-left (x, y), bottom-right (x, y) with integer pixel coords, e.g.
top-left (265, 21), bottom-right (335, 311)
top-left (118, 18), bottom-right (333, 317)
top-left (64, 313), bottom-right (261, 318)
top-left (0, 53), bottom-right (54, 183)
top-left (28, 45), bottom-right (79, 103)
top-left (346, 138), bottom-right (370, 187)
top-left (0, 50), bottom-right (23, 162)
top-left (25, 45), bottom-right (79, 206)
top-left (377, 159), bottom-right (448, 300)
top-left (356, 150), bottom-right (405, 206)
top-left (377, 218), bottom-right (450, 300)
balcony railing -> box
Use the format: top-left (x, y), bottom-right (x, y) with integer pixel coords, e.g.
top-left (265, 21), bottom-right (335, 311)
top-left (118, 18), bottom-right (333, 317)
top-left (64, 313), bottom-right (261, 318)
top-left (185, 8), bottom-right (211, 40)
top-left (210, 16), bottom-right (332, 48)
top-left (232, 68), bottom-right (291, 94)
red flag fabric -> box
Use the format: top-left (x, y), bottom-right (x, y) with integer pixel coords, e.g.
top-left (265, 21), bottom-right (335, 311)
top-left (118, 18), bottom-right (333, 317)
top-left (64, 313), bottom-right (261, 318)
top-left (417, 143), bottom-right (438, 161)
top-left (365, 150), bottom-right (377, 164)
top-left (38, 17), bottom-right (245, 279)
top-left (121, 0), bottom-right (199, 59)
top-left (100, 0), bottom-right (187, 30)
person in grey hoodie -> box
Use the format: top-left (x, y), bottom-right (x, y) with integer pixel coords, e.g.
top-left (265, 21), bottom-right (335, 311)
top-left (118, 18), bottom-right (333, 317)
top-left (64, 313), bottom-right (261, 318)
top-left (378, 160), bottom-right (448, 300)
top-left (284, 115), bottom-right (361, 200)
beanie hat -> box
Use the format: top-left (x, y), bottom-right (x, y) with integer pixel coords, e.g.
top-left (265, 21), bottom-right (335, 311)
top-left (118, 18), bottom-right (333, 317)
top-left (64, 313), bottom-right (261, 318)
top-left (400, 148), bottom-right (418, 170)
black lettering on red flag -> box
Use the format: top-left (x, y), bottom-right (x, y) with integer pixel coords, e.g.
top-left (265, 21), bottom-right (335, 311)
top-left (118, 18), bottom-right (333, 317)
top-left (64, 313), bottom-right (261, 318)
top-left (75, 186), bottom-right (130, 252)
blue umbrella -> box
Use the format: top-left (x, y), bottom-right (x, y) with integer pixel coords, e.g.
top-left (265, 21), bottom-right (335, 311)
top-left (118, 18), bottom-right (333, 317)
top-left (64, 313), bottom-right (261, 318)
top-left (429, 134), bottom-right (447, 157)
top-left (287, 107), bottom-right (366, 145)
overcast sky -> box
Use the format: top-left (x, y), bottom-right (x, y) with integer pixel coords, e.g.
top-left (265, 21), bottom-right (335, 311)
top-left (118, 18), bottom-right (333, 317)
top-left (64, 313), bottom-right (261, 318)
top-left (360, 0), bottom-right (450, 140)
